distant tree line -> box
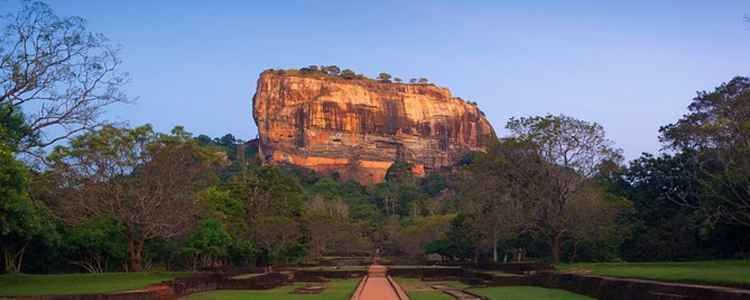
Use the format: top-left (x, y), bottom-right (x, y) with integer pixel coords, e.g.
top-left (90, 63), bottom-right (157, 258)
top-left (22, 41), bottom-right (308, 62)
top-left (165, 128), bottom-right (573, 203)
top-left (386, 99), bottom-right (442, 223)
top-left (274, 65), bottom-right (432, 85)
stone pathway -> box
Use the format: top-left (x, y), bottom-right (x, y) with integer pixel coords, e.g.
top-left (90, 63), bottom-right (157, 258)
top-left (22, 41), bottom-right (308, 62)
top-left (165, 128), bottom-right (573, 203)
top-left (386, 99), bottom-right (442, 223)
top-left (352, 264), bottom-right (408, 300)
top-left (431, 284), bottom-right (482, 300)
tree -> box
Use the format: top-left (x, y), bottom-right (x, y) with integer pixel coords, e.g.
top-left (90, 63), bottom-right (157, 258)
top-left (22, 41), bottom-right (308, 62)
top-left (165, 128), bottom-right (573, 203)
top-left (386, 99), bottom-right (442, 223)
top-left (660, 76), bottom-right (750, 226)
top-left (1, 1), bottom-right (130, 152)
top-left (443, 214), bottom-right (482, 261)
top-left (0, 144), bottom-right (52, 272)
top-left (340, 69), bottom-right (356, 79)
top-left (409, 78), bottom-right (417, 84)
top-left (506, 115), bottom-right (623, 263)
top-left (181, 218), bottom-right (233, 271)
top-left (302, 195), bottom-right (362, 259)
top-left (377, 73), bottom-right (392, 82)
top-left (49, 125), bottom-right (221, 271)
top-left (457, 139), bottom-right (534, 262)
top-left (418, 78), bottom-right (429, 83)
top-left (322, 65), bottom-right (341, 76)
top-left (613, 152), bottom-right (710, 260)
top-left (62, 217), bottom-right (126, 273)
top-left (394, 77), bottom-right (403, 83)
top-left (253, 216), bottom-right (301, 263)
top-left (223, 166), bottom-right (306, 263)
top-left (564, 182), bottom-right (624, 262)
top-left (396, 215), bottom-right (453, 258)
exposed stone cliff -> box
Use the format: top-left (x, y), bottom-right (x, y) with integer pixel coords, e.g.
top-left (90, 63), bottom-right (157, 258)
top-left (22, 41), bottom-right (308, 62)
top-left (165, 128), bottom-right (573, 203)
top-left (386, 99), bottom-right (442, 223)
top-left (252, 70), bottom-right (495, 184)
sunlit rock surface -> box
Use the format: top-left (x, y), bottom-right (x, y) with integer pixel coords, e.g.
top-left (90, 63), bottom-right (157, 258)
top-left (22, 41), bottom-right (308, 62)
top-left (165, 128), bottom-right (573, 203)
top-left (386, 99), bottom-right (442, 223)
top-left (252, 70), bottom-right (495, 184)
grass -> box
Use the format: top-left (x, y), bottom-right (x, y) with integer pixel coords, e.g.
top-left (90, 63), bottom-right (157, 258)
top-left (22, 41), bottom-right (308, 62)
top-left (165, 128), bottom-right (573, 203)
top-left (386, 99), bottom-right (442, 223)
top-left (187, 278), bottom-right (359, 300)
top-left (0, 272), bottom-right (188, 296)
top-left (393, 277), bottom-right (468, 300)
top-left (557, 260), bottom-right (750, 287)
top-left (470, 286), bottom-right (595, 300)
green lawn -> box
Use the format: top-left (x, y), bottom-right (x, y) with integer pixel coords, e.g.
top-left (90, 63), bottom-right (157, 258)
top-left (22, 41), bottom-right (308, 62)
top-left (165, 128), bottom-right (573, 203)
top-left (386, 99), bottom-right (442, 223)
top-left (187, 278), bottom-right (359, 300)
top-left (0, 272), bottom-right (188, 296)
top-left (470, 286), bottom-right (595, 300)
top-left (557, 260), bottom-right (750, 287)
top-left (393, 277), bottom-right (468, 300)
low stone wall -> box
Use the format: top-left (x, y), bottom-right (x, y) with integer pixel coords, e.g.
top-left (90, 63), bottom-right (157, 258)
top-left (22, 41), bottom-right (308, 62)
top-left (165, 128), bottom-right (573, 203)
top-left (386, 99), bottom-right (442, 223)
top-left (9, 288), bottom-right (169, 300)
top-left (387, 267), bottom-right (463, 279)
top-left (7, 272), bottom-right (289, 300)
top-left (534, 272), bottom-right (750, 300)
top-left (293, 270), bottom-right (367, 279)
top-left (463, 270), bottom-right (535, 287)
top-left (447, 262), bottom-right (553, 274)
top-left (219, 272), bottom-right (289, 290)
top-left (11, 267), bottom-right (750, 300)
top-left (165, 273), bottom-right (222, 297)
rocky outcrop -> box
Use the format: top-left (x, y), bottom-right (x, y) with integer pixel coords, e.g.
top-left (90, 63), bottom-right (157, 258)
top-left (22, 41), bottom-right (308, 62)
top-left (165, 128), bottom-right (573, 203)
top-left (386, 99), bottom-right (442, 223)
top-left (252, 70), bottom-right (495, 184)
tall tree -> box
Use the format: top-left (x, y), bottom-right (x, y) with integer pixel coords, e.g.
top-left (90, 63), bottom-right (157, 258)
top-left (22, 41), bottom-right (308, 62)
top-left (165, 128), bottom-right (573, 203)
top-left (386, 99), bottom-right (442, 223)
top-left (660, 76), bottom-right (750, 226)
top-left (377, 72), bottom-right (392, 82)
top-left (506, 115), bottom-right (623, 263)
top-left (224, 166), bottom-right (305, 263)
top-left (457, 140), bottom-right (527, 262)
top-left (49, 125), bottom-right (221, 271)
top-left (0, 107), bottom-right (53, 273)
top-left (1, 1), bottom-right (130, 152)
top-left (0, 143), bottom-right (52, 272)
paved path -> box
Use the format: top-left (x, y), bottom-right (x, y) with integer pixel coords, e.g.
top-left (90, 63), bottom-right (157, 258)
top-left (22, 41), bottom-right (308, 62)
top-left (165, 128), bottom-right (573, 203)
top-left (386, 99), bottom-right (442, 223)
top-left (354, 265), bottom-right (405, 300)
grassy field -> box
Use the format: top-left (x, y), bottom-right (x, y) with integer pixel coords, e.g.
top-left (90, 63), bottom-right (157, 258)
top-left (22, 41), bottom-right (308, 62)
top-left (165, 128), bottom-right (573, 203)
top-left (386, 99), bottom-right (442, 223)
top-left (393, 277), bottom-right (468, 300)
top-left (470, 286), bottom-right (595, 300)
top-left (557, 260), bottom-right (750, 287)
top-left (187, 278), bottom-right (359, 300)
top-left (0, 272), bottom-right (188, 296)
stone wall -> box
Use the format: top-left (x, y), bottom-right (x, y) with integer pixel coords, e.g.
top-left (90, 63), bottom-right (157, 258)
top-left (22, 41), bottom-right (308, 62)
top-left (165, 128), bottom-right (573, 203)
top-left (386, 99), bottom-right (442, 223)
top-left (534, 272), bottom-right (750, 300)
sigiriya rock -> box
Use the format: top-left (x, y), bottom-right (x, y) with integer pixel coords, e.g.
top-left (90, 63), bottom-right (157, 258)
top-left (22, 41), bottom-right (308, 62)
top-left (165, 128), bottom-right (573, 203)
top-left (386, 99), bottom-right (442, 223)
top-left (252, 69), bottom-right (496, 184)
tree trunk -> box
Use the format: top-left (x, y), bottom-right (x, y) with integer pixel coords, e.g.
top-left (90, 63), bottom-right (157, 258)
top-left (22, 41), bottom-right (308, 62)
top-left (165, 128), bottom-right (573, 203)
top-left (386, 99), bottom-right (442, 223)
top-left (551, 233), bottom-right (562, 264)
top-left (493, 244), bottom-right (498, 263)
top-left (2, 241), bottom-right (29, 273)
top-left (491, 229), bottom-right (499, 263)
top-left (570, 240), bottom-right (579, 263)
top-left (126, 230), bottom-right (145, 272)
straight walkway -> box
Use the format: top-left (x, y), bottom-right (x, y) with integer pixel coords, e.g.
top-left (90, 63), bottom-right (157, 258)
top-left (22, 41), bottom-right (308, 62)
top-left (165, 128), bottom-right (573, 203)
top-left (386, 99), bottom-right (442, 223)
top-left (353, 265), bottom-right (407, 300)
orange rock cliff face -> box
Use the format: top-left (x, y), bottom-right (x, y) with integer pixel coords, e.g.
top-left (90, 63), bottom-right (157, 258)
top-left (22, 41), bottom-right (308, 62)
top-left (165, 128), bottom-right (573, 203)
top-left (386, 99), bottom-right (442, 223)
top-left (252, 70), bottom-right (496, 184)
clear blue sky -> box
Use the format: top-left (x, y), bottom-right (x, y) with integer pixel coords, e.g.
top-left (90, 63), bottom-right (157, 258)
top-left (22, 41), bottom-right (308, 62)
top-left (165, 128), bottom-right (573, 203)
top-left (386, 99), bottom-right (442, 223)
top-left (5, 0), bottom-right (750, 159)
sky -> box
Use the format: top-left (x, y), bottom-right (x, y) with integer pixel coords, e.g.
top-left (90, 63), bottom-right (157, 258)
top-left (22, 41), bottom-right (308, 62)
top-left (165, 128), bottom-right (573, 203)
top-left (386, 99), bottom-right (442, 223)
top-left (4, 0), bottom-right (750, 160)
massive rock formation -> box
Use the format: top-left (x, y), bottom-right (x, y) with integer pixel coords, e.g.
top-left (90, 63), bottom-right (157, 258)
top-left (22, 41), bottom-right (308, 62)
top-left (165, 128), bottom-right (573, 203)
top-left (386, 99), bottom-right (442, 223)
top-left (252, 70), bottom-right (495, 184)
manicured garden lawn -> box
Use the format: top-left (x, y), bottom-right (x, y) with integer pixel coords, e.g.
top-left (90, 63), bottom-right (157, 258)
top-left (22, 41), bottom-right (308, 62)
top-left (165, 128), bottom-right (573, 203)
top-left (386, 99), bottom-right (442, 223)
top-left (470, 286), bottom-right (595, 300)
top-left (187, 278), bottom-right (359, 300)
top-left (393, 277), bottom-right (468, 300)
top-left (557, 260), bottom-right (750, 287)
top-left (0, 272), bottom-right (188, 296)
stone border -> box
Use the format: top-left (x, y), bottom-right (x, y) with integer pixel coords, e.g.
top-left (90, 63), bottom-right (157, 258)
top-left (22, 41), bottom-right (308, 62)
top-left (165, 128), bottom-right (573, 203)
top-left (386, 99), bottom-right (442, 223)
top-left (534, 272), bottom-right (750, 300)
top-left (349, 276), bottom-right (368, 300)
top-left (386, 276), bottom-right (410, 300)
